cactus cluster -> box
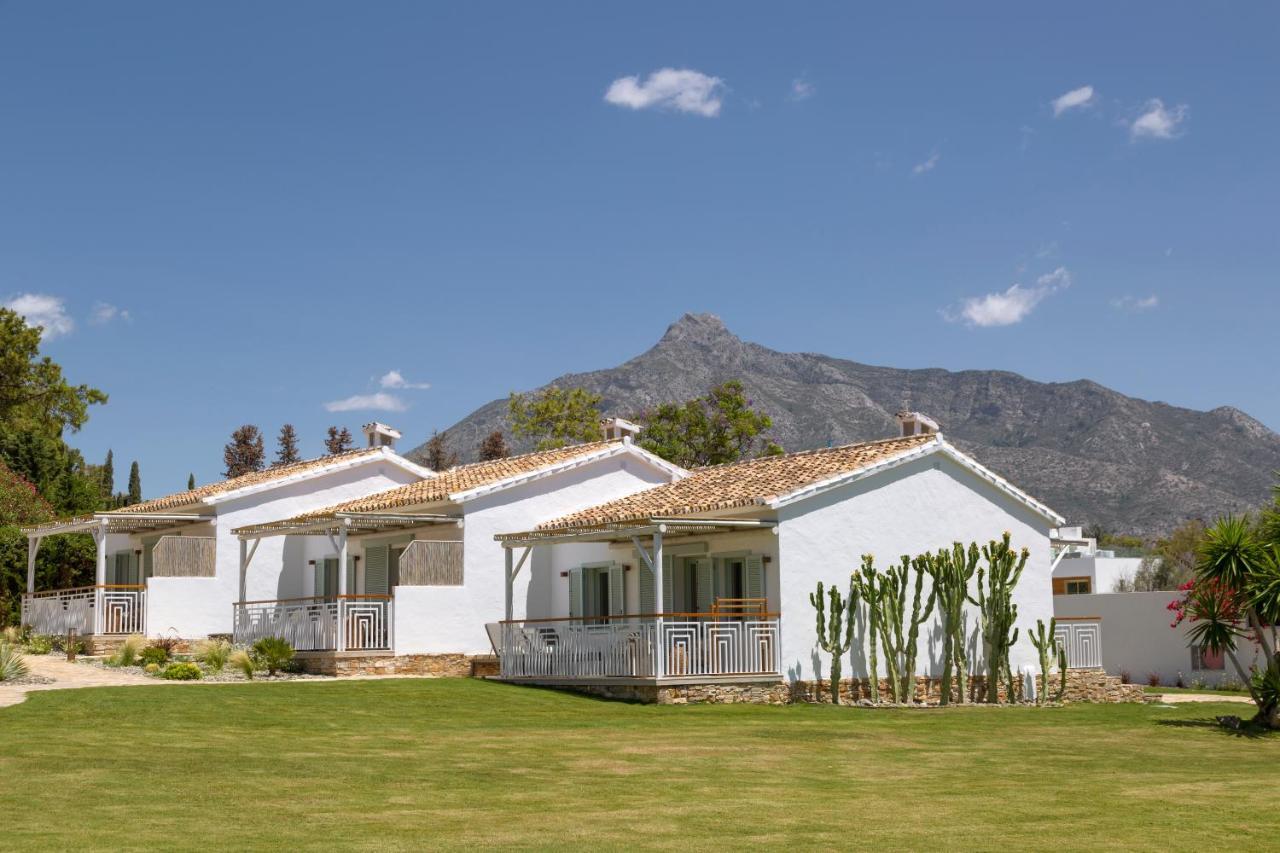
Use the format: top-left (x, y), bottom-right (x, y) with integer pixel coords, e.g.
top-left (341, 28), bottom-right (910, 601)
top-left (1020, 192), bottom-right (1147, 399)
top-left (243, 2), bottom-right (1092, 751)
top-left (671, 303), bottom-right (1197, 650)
top-left (809, 580), bottom-right (853, 704)
top-left (862, 554), bottom-right (936, 704)
top-left (923, 542), bottom-right (979, 705)
top-left (974, 532), bottom-right (1029, 704)
top-left (1027, 617), bottom-right (1057, 704)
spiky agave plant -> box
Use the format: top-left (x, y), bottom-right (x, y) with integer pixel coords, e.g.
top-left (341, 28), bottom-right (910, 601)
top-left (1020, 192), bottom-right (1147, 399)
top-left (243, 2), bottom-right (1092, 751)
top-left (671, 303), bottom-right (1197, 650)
top-left (0, 642), bottom-right (29, 681)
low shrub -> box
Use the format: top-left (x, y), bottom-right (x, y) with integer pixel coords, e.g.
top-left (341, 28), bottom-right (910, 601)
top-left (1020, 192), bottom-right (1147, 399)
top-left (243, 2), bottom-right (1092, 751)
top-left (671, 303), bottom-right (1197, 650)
top-left (2, 625), bottom-right (25, 646)
top-left (251, 637), bottom-right (295, 676)
top-left (52, 634), bottom-right (86, 657)
top-left (195, 639), bottom-right (231, 672)
top-left (108, 635), bottom-right (146, 667)
top-left (1118, 670), bottom-right (1132, 685)
top-left (24, 634), bottom-right (54, 655)
top-left (160, 662), bottom-right (202, 681)
top-left (1175, 671), bottom-right (1186, 689)
top-left (229, 649), bottom-right (255, 680)
top-left (144, 662), bottom-right (160, 675)
top-left (0, 643), bottom-right (28, 681)
top-left (150, 636), bottom-right (182, 656)
top-left (1146, 672), bottom-right (1161, 687)
top-left (1188, 676), bottom-right (1208, 691)
top-left (140, 646), bottom-right (170, 667)
top-left (1218, 676), bottom-right (1246, 692)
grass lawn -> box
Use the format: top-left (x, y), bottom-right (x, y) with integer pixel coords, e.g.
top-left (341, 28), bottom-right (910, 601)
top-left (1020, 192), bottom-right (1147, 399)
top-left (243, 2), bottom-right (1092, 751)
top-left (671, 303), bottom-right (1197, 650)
top-left (1143, 684), bottom-right (1251, 696)
top-left (1, 680), bottom-right (1276, 850)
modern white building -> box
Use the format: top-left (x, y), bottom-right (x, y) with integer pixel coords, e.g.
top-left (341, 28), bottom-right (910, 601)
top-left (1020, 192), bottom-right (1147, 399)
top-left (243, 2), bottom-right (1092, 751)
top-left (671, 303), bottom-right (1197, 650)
top-left (1050, 526), bottom-right (1146, 594)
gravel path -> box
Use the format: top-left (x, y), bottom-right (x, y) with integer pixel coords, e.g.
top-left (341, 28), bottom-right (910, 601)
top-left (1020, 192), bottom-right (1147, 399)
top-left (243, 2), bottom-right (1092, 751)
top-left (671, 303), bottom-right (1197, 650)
top-left (1156, 692), bottom-right (1253, 704)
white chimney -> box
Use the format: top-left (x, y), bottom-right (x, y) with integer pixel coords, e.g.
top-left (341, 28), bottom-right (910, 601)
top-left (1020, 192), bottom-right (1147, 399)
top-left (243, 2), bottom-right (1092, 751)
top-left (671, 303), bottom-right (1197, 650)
top-left (362, 422), bottom-right (401, 450)
top-left (895, 411), bottom-right (939, 437)
top-left (600, 416), bottom-right (642, 442)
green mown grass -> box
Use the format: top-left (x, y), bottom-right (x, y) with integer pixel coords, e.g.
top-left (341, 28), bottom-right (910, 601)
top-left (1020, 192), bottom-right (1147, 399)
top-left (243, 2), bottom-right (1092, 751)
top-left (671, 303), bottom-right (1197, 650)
top-left (1, 680), bottom-right (1275, 850)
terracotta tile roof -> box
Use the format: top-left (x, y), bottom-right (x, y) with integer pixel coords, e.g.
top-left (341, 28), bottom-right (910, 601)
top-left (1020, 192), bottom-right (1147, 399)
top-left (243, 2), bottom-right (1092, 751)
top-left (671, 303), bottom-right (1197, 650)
top-left (537, 434), bottom-right (939, 530)
top-left (111, 448), bottom-right (387, 514)
top-left (292, 440), bottom-right (626, 518)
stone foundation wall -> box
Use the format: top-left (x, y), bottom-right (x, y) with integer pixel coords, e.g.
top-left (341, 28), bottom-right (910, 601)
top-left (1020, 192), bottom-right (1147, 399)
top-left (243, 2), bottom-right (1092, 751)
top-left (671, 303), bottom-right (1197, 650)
top-left (790, 668), bottom-right (1146, 705)
top-left (297, 653), bottom-right (484, 678)
top-left (563, 681), bottom-right (790, 705)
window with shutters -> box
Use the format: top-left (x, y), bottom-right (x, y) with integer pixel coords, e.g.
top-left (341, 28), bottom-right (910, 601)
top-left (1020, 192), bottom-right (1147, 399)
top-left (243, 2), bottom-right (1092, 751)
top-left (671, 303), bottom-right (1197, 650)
top-left (570, 563), bottom-right (624, 619)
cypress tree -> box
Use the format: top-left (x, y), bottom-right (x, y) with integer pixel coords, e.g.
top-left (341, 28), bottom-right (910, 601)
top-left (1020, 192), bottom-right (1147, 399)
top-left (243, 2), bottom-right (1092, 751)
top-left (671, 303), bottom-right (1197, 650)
top-left (187, 473), bottom-right (195, 490)
top-left (324, 426), bottom-right (354, 455)
top-left (101, 449), bottom-right (115, 501)
top-left (126, 461), bottom-right (142, 505)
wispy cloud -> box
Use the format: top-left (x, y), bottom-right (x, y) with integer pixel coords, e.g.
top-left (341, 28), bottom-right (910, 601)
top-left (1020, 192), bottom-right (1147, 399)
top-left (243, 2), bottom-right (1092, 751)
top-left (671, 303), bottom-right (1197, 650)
top-left (604, 68), bottom-right (725, 117)
top-left (379, 369), bottom-right (430, 390)
top-left (1052, 85), bottom-right (1096, 117)
top-left (1111, 294), bottom-right (1159, 312)
top-left (947, 267), bottom-right (1072, 328)
top-left (4, 293), bottom-right (74, 339)
top-left (912, 152), bottom-right (940, 176)
top-left (789, 78), bottom-right (815, 101)
top-left (89, 302), bottom-right (131, 325)
top-left (1129, 98), bottom-right (1188, 140)
top-left (324, 393), bottom-right (408, 413)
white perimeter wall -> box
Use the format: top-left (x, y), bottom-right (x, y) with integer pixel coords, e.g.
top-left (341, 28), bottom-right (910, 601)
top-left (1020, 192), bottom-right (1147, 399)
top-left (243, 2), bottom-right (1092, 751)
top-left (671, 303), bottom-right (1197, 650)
top-left (144, 458), bottom-right (423, 638)
top-left (393, 451), bottom-right (675, 656)
top-left (1054, 591), bottom-right (1268, 687)
top-left (776, 453), bottom-right (1056, 683)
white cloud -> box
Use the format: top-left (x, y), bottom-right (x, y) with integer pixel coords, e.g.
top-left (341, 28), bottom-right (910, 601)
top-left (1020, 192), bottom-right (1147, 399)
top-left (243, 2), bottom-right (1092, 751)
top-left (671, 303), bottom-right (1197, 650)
top-left (604, 68), bottom-right (725, 117)
top-left (948, 267), bottom-right (1072, 328)
top-left (89, 302), bottom-right (131, 325)
top-left (789, 78), bottom-right (815, 101)
top-left (1129, 98), bottom-right (1188, 140)
top-left (1111, 294), bottom-right (1159, 312)
top-left (379, 369), bottom-right (430, 390)
top-left (1052, 85), bottom-right (1096, 117)
top-left (912, 152), bottom-right (940, 176)
top-left (323, 393), bottom-right (408, 413)
top-left (4, 293), bottom-right (74, 339)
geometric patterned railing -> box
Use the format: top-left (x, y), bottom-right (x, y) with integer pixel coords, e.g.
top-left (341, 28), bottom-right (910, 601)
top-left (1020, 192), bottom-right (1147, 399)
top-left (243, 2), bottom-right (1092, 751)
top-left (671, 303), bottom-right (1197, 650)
top-left (233, 596), bottom-right (391, 652)
top-left (21, 586), bottom-right (145, 636)
top-left (498, 615), bottom-right (781, 681)
top-left (1054, 618), bottom-right (1103, 669)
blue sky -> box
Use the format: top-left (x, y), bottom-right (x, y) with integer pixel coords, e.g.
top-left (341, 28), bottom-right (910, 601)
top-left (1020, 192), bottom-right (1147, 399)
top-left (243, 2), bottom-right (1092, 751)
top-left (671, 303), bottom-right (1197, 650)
top-left (2, 3), bottom-right (1276, 497)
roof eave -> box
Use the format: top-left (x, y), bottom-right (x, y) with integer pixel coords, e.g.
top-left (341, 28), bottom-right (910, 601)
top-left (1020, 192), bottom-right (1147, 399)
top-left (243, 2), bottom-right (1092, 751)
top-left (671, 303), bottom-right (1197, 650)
top-left (203, 447), bottom-right (434, 507)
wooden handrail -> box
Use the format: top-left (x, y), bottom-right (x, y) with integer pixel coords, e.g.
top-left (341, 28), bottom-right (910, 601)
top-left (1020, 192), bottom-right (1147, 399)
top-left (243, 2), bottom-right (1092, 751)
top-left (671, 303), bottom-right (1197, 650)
top-left (235, 594), bottom-right (392, 606)
top-left (499, 611), bottom-right (780, 625)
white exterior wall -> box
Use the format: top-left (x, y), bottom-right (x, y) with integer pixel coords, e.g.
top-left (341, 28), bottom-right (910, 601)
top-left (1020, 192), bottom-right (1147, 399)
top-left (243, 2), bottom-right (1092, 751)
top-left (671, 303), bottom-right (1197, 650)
top-left (392, 452), bottom-right (675, 655)
top-left (776, 454), bottom-right (1056, 683)
top-left (146, 458), bottom-right (422, 638)
top-left (1052, 554), bottom-right (1145, 594)
top-left (1054, 591), bottom-right (1269, 687)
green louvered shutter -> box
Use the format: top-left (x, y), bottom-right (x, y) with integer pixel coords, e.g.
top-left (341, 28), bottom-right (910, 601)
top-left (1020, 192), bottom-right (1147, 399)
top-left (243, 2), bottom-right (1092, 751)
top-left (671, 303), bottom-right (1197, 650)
top-left (365, 545), bottom-right (389, 595)
top-left (745, 554), bottom-right (765, 602)
top-left (347, 557), bottom-right (357, 595)
top-left (314, 562), bottom-right (326, 597)
top-left (608, 563), bottom-right (625, 616)
top-left (568, 567), bottom-right (584, 618)
top-left (321, 558), bottom-right (339, 598)
top-left (637, 552), bottom-right (655, 614)
top-left (128, 551), bottom-right (141, 584)
top-left (661, 555), bottom-right (674, 614)
top-left (111, 552), bottom-right (126, 585)
top-left (694, 558), bottom-right (714, 613)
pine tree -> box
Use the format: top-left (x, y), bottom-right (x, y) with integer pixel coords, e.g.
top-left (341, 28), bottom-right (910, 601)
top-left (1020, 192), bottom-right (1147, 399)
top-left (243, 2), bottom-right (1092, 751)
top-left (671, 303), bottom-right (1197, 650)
top-left (324, 426), bottom-right (354, 455)
top-left (101, 449), bottom-right (115, 501)
top-left (187, 473), bottom-right (195, 490)
top-left (423, 430), bottom-right (459, 471)
top-left (126, 461), bottom-right (142, 505)
top-left (274, 424), bottom-right (301, 466)
top-left (224, 425), bottom-right (266, 478)
top-left (477, 430), bottom-right (509, 461)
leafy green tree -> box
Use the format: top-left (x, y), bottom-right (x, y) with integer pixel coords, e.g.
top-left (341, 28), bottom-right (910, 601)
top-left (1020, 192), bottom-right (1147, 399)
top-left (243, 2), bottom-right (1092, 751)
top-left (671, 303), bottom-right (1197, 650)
top-left (223, 425), bottom-right (265, 478)
top-left (0, 308), bottom-right (106, 435)
top-left (126, 461), bottom-right (141, 505)
top-left (508, 387), bottom-right (603, 451)
top-left (634, 380), bottom-right (782, 468)
top-left (1171, 513), bottom-right (1280, 728)
top-left (1132, 519), bottom-right (1204, 590)
top-left (274, 424), bottom-right (301, 466)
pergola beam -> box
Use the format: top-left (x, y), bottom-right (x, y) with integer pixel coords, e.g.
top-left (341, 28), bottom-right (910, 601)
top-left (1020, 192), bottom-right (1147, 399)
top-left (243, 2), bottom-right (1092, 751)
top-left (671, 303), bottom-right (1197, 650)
top-left (496, 518), bottom-right (776, 548)
top-left (232, 513), bottom-right (461, 540)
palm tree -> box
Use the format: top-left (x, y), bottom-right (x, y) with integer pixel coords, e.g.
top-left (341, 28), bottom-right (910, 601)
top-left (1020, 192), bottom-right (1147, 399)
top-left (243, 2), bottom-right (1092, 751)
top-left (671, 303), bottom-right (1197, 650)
top-left (1176, 513), bottom-right (1280, 728)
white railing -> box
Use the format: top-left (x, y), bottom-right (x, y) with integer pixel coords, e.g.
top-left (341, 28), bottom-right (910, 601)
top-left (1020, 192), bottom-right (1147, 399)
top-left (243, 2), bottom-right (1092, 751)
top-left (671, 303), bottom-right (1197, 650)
top-left (21, 585), bottom-right (145, 636)
top-left (233, 596), bottom-right (392, 652)
top-left (498, 614), bottom-right (781, 681)
top-left (1055, 618), bottom-right (1103, 669)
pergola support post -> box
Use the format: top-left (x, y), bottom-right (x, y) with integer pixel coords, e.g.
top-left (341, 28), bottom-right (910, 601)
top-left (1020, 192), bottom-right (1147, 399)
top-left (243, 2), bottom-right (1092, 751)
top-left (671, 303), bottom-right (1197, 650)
top-left (503, 546), bottom-right (531, 623)
top-left (652, 527), bottom-right (664, 680)
top-left (26, 535), bottom-right (41, 594)
top-left (93, 519), bottom-right (108, 634)
top-left (336, 520), bottom-right (349, 652)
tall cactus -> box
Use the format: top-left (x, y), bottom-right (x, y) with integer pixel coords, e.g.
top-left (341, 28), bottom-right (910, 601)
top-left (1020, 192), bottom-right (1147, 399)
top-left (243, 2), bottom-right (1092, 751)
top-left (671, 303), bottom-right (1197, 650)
top-left (877, 555), bottom-right (936, 704)
top-left (974, 532), bottom-right (1029, 704)
top-left (853, 555), bottom-right (885, 703)
top-left (925, 543), bottom-right (979, 706)
top-left (1058, 643), bottom-right (1069, 701)
top-left (1028, 618), bottom-right (1057, 705)
top-left (810, 580), bottom-right (853, 704)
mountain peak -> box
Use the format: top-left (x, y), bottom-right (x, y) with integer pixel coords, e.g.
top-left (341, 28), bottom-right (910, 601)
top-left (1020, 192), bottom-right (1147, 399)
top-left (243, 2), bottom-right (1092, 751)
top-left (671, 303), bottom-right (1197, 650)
top-left (658, 313), bottom-right (738, 347)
